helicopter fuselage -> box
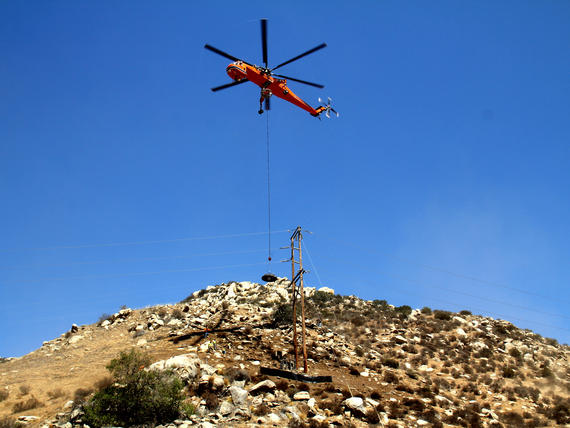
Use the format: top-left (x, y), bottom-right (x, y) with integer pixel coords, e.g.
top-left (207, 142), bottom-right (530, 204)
top-left (226, 61), bottom-right (322, 116)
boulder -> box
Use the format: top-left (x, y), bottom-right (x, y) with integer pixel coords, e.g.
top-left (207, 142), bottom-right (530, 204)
top-left (343, 396), bottom-right (365, 413)
top-left (229, 385), bottom-right (248, 406)
top-left (249, 379), bottom-right (276, 395)
top-left (293, 391), bottom-right (310, 400)
top-left (318, 287), bottom-right (334, 294)
top-left (219, 400), bottom-right (234, 416)
top-left (68, 335), bottom-right (83, 344)
top-left (149, 353), bottom-right (200, 380)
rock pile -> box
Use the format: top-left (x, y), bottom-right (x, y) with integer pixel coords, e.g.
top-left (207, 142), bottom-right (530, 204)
top-left (2, 278), bottom-right (569, 427)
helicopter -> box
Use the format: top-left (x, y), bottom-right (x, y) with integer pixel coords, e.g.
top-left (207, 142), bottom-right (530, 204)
top-left (204, 19), bottom-right (338, 118)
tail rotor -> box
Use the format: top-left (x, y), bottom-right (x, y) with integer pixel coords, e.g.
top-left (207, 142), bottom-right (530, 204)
top-left (318, 97), bottom-right (339, 118)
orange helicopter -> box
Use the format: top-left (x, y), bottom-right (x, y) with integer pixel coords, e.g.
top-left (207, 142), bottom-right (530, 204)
top-left (205, 19), bottom-right (338, 118)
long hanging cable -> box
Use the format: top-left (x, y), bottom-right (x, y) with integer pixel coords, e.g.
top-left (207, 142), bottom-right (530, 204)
top-left (266, 111), bottom-right (272, 262)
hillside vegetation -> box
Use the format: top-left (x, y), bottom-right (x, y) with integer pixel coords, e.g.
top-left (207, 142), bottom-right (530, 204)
top-left (1, 278), bottom-right (568, 427)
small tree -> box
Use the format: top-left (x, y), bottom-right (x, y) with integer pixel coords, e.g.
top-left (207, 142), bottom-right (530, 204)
top-left (83, 349), bottom-right (183, 427)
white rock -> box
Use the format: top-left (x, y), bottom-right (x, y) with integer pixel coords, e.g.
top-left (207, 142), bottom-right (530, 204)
top-left (239, 281), bottom-right (254, 290)
top-left (229, 385), bottom-right (248, 406)
top-left (149, 353), bottom-right (200, 380)
top-left (249, 379), bottom-right (276, 395)
top-left (456, 328), bottom-right (467, 336)
top-left (101, 320), bottom-right (110, 328)
top-left (226, 284), bottom-right (237, 299)
top-left (417, 420), bottom-right (429, 426)
top-left (365, 397), bottom-right (379, 407)
top-left (275, 287), bottom-right (289, 301)
top-left (394, 335), bottom-right (407, 344)
top-left (304, 286), bottom-right (316, 297)
top-left (307, 398), bottom-right (316, 409)
top-left (68, 335), bottom-right (83, 344)
top-left (219, 400), bottom-right (234, 415)
top-left (453, 316), bottom-right (467, 324)
top-left (318, 286), bottom-right (334, 294)
top-left (267, 413), bottom-right (282, 423)
top-left (17, 416), bottom-right (40, 422)
top-left (136, 339), bottom-right (147, 346)
top-left (293, 391), bottom-right (310, 400)
top-left (343, 396), bottom-right (365, 413)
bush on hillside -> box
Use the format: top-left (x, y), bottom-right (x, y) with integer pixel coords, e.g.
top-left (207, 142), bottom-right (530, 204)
top-left (272, 303), bottom-right (294, 326)
top-left (0, 416), bottom-right (22, 428)
top-left (434, 310), bottom-right (452, 321)
top-left (82, 349), bottom-right (183, 427)
top-left (12, 397), bottom-right (43, 413)
top-left (395, 305), bottom-right (412, 318)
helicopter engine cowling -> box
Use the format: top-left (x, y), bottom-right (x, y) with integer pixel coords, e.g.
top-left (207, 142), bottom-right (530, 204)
top-left (226, 62), bottom-right (247, 81)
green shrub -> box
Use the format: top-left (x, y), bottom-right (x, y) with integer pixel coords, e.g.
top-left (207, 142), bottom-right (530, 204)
top-left (311, 291), bottom-right (335, 306)
top-left (272, 303), bottom-right (293, 326)
top-left (421, 307), bottom-right (432, 315)
top-left (372, 299), bottom-right (388, 307)
top-left (508, 348), bottom-right (522, 361)
top-left (502, 366), bottom-right (517, 378)
top-left (82, 349), bottom-right (183, 427)
top-left (382, 358), bottom-right (399, 369)
top-left (434, 310), bottom-right (452, 321)
top-left (73, 388), bottom-right (94, 404)
top-left (459, 310), bottom-right (472, 316)
top-left (539, 365), bottom-right (554, 378)
top-left (395, 305), bottom-right (412, 318)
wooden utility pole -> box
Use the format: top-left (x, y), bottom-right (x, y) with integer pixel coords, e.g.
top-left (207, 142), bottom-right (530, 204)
top-left (285, 226), bottom-right (308, 373)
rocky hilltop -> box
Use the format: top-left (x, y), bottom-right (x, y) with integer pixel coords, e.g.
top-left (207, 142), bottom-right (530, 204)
top-left (1, 278), bottom-right (569, 427)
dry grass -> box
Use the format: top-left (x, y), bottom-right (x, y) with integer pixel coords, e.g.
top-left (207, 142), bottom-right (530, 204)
top-left (12, 397), bottom-right (43, 413)
top-left (47, 388), bottom-right (65, 399)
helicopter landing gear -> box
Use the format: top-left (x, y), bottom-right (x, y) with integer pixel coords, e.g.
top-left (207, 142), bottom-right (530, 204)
top-left (258, 109), bottom-right (264, 114)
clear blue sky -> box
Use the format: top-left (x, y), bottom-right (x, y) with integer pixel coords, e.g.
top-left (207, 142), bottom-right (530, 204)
top-left (1, 1), bottom-right (569, 357)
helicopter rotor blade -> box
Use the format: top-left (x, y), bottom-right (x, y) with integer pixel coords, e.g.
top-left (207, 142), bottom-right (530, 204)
top-left (273, 74), bottom-right (324, 88)
top-left (204, 44), bottom-right (243, 63)
top-left (261, 19), bottom-right (268, 68)
top-left (271, 43), bottom-right (327, 71)
top-left (210, 79), bottom-right (248, 92)
top-left (264, 96), bottom-right (270, 111)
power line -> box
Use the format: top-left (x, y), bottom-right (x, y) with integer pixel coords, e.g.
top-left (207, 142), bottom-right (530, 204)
top-left (375, 270), bottom-right (570, 321)
top-left (382, 286), bottom-right (570, 333)
top-left (0, 230), bottom-right (289, 253)
top-left (1, 262), bottom-right (267, 284)
top-left (303, 241), bottom-right (323, 288)
top-left (315, 233), bottom-right (567, 304)
top-left (311, 251), bottom-right (570, 322)
top-left (0, 248), bottom-right (270, 271)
